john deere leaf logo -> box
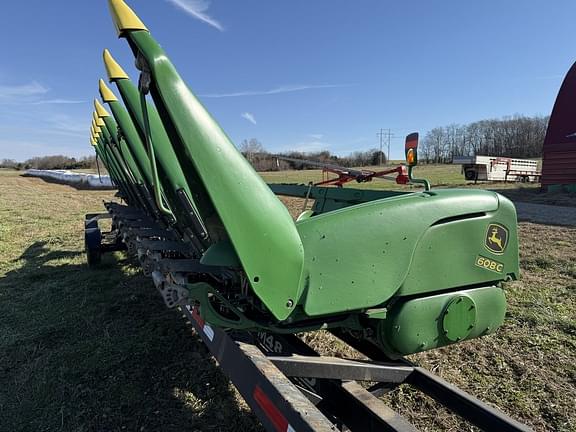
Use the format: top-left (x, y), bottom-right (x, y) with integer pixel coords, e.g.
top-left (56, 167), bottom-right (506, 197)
top-left (485, 224), bottom-right (508, 255)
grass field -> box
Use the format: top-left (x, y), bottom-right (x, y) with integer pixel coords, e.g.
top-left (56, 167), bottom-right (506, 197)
top-left (1, 168), bottom-right (575, 431)
top-left (261, 163), bottom-right (467, 188)
top-left (264, 164), bottom-right (576, 207)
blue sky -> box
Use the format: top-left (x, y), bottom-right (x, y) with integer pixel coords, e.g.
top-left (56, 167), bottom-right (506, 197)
top-left (0, 0), bottom-right (574, 161)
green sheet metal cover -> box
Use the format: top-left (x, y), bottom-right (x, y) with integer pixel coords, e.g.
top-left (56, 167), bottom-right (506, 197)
top-left (380, 286), bottom-right (506, 357)
top-left (399, 193), bottom-right (519, 296)
top-left (297, 189), bottom-right (505, 316)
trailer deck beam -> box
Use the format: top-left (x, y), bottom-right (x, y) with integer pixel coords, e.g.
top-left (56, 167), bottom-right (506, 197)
top-left (267, 355), bottom-right (413, 383)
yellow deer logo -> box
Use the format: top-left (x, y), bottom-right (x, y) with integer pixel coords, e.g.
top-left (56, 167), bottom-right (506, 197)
top-left (485, 224), bottom-right (508, 254)
top-left (488, 228), bottom-right (503, 250)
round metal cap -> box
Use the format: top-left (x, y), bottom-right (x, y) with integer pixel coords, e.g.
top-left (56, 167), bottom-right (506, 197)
top-left (442, 295), bottom-right (477, 342)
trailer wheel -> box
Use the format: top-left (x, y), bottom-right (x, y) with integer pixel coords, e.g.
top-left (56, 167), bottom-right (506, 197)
top-left (85, 227), bottom-right (102, 268)
top-left (87, 247), bottom-right (102, 267)
top-left (464, 169), bottom-right (477, 181)
top-left (142, 257), bottom-right (153, 277)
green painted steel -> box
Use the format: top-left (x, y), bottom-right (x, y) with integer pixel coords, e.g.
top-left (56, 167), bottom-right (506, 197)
top-left (92, 144), bottom-right (109, 179)
top-left (108, 74), bottom-right (215, 248)
top-left (269, 183), bottom-right (409, 213)
top-left (103, 94), bottom-right (155, 190)
top-left (100, 125), bottom-right (142, 206)
top-left (96, 135), bottom-right (132, 202)
top-left (102, 115), bottom-right (145, 188)
top-left (93, 144), bottom-right (120, 188)
top-left (399, 194), bottom-right (519, 296)
top-left (296, 189), bottom-right (518, 316)
top-left (101, 146), bottom-right (137, 205)
top-left (100, 88), bottom-right (171, 220)
top-left (95, 137), bottom-right (121, 189)
top-left (101, 113), bottom-right (160, 217)
top-left (101, 125), bottom-right (134, 184)
top-left (121, 29), bottom-right (306, 320)
top-left (138, 92), bottom-right (175, 219)
top-left (442, 295), bottom-right (477, 342)
top-left (100, 0), bottom-right (521, 355)
top-left (378, 286), bottom-right (506, 357)
top-left (95, 144), bottom-right (117, 185)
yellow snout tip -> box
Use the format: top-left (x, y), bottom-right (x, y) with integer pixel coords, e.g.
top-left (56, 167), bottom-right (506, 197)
top-left (108, 0), bottom-right (149, 37)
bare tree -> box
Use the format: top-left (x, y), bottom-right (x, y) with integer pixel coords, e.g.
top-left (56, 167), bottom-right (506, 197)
top-left (421, 115), bottom-right (548, 162)
top-left (0, 159), bottom-right (18, 169)
top-left (239, 138), bottom-right (265, 163)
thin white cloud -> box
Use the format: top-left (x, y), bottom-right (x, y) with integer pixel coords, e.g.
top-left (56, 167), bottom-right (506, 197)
top-left (0, 80), bottom-right (89, 159)
top-left (0, 81), bottom-right (84, 106)
top-left (43, 113), bottom-right (88, 135)
top-left (0, 81), bottom-right (48, 99)
top-left (165, 0), bottom-right (224, 31)
top-left (241, 112), bottom-right (257, 125)
top-left (200, 83), bottom-right (354, 98)
top-left (308, 133), bottom-right (324, 140)
top-left (30, 99), bottom-right (86, 105)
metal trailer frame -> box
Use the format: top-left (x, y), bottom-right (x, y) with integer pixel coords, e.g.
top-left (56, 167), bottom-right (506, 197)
top-left (452, 156), bottom-right (541, 184)
top-left (85, 203), bottom-right (533, 432)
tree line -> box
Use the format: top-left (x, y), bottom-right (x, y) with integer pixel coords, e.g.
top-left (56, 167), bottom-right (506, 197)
top-left (239, 138), bottom-right (386, 171)
top-left (1, 142), bottom-right (383, 173)
top-left (0, 115), bottom-right (548, 172)
top-left (0, 155), bottom-right (98, 171)
top-left (420, 114), bottom-right (548, 164)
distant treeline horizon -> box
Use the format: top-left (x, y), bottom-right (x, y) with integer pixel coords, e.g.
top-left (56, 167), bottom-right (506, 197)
top-left (241, 114), bottom-right (548, 171)
top-left (419, 114), bottom-right (548, 164)
top-left (0, 155), bottom-right (98, 171)
top-left (0, 114), bottom-right (548, 172)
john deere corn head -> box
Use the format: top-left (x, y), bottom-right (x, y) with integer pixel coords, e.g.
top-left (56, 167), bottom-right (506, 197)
top-left (88, 0), bottom-right (519, 361)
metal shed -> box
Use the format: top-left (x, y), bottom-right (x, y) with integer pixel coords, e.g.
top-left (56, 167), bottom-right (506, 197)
top-left (541, 61), bottom-right (576, 192)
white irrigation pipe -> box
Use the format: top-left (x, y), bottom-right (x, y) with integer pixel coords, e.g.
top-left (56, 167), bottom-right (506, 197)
top-left (24, 169), bottom-right (115, 189)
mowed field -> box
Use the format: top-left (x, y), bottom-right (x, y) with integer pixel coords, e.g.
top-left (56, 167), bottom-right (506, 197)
top-left (0, 167), bottom-right (575, 431)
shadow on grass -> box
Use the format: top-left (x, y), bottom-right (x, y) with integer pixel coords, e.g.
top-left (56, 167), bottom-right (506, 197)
top-left (0, 242), bottom-right (261, 432)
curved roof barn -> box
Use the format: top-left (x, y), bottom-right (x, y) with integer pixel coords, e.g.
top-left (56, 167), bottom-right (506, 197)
top-left (541, 61), bottom-right (576, 190)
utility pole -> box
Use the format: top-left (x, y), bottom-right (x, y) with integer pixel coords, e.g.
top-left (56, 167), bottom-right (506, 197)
top-left (377, 129), bottom-right (385, 165)
top-left (387, 129), bottom-right (392, 163)
top-left (377, 128), bottom-right (395, 165)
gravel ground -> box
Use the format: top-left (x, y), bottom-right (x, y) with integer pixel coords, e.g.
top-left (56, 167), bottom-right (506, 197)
top-left (515, 202), bottom-right (576, 227)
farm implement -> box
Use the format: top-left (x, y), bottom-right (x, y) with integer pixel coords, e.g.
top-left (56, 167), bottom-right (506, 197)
top-left (84, 1), bottom-right (529, 430)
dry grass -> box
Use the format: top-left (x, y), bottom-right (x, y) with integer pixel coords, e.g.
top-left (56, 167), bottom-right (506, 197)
top-left (0, 172), bottom-right (261, 432)
top-left (1, 170), bottom-right (575, 431)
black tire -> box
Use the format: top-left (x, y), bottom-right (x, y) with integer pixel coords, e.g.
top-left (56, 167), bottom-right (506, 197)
top-left (87, 247), bottom-right (102, 268)
top-left (464, 169), bottom-right (477, 181)
top-left (127, 241), bottom-right (137, 256)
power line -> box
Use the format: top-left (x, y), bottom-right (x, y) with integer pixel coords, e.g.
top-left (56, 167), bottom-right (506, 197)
top-left (376, 128), bottom-right (395, 164)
